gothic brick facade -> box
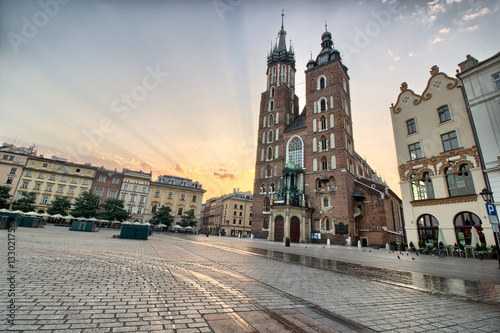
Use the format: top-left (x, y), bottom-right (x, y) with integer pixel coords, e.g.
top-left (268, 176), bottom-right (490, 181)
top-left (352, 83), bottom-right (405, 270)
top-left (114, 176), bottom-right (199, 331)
top-left (252, 16), bottom-right (403, 246)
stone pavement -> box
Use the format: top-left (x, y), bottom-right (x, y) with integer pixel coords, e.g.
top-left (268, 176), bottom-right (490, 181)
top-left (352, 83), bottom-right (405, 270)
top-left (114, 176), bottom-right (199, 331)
top-left (0, 225), bottom-right (499, 333)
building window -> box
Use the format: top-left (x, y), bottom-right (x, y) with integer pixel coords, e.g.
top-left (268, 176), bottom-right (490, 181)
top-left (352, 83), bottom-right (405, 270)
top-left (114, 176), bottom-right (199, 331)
top-left (137, 208), bottom-right (143, 214)
top-left (438, 105), bottom-right (451, 123)
top-left (71, 178), bottom-right (77, 184)
top-left (154, 189), bottom-right (160, 198)
top-left (60, 176), bottom-right (66, 182)
top-left (108, 189), bottom-right (117, 198)
top-left (142, 187), bottom-right (147, 193)
top-left (320, 116), bottom-right (327, 130)
top-left (46, 185), bottom-right (52, 192)
top-left (270, 86), bottom-right (275, 97)
top-left (130, 196), bottom-right (136, 202)
top-left (34, 183), bottom-right (41, 190)
top-left (267, 130), bottom-right (273, 143)
top-left (38, 172), bottom-right (45, 179)
top-left (6, 177), bottom-right (14, 184)
top-left (445, 164), bottom-right (475, 196)
top-left (320, 99), bottom-right (327, 112)
top-left (269, 100), bottom-right (274, 111)
top-left (112, 178), bottom-right (119, 184)
top-left (9, 167), bottom-right (17, 174)
top-left (269, 114), bottom-right (274, 126)
top-left (68, 188), bottom-right (75, 194)
top-left (132, 185), bottom-right (137, 192)
top-left (406, 118), bottom-right (416, 134)
top-left (177, 207), bottom-right (183, 216)
top-left (321, 136), bottom-right (327, 151)
top-left (21, 182), bottom-right (28, 188)
top-left (42, 163), bottom-right (48, 168)
top-left (99, 175), bottom-right (106, 182)
top-left (139, 196), bottom-right (145, 204)
top-left (121, 194), bottom-right (126, 201)
top-left (57, 186), bottom-right (63, 193)
top-left (441, 131), bottom-right (459, 152)
top-left (41, 196), bottom-right (49, 204)
top-left (417, 214), bottom-right (439, 243)
top-left (167, 191), bottom-right (173, 200)
top-left (493, 73), bottom-right (500, 89)
top-left (267, 147), bottom-right (273, 160)
top-left (192, 195), bottom-right (197, 203)
top-left (26, 171), bottom-right (33, 177)
top-left (264, 197), bottom-right (270, 212)
top-left (454, 211), bottom-right (484, 246)
top-left (321, 157), bottom-right (328, 171)
top-left (180, 192), bottom-right (186, 201)
top-left (266, 166), bottom-right (272, 177)
top-left (323, 198), bottom-right (329, 208)
top-left (319, 77), bottom-right (325, 89)
top-left (128, 207), bottom-right (133, 213)
top-left (411, 172), bottom-right (435, 201)
top-left (408, 142), bottom-right (422, 160)
top-left (287, 136), bottom-right (303, 168)
top-left (260, 185), bottom-right (266, 194)
top-left (151, 202), bottom-right (158, 213)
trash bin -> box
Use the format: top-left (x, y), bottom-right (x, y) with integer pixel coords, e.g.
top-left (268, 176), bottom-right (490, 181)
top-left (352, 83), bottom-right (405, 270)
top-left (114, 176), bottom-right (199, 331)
top-left (285, 237), bottom-right (290, 247)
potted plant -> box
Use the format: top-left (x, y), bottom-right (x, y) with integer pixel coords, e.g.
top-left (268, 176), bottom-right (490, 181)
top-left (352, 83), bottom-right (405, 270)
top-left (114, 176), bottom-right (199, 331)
top-left (409, 241), bottom-right (416, 252)
top-left (389, 240), bottom-right (397, 251)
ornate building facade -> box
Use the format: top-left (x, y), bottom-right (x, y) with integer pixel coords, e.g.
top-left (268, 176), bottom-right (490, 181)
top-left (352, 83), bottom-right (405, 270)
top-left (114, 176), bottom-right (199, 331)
top-left (390, 66), bottom-right (494, 247)
top-left (252, 17), bottom-right (403, 246)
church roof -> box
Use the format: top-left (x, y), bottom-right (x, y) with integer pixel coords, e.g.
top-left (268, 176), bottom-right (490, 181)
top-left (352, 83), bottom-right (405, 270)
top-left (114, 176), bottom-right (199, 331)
top-left (284, 113), bottom-right (306, 132)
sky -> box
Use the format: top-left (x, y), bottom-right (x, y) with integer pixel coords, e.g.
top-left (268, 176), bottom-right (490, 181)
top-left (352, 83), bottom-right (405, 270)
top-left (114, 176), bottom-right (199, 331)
top-left (1, 0), bottom-right (499, 202)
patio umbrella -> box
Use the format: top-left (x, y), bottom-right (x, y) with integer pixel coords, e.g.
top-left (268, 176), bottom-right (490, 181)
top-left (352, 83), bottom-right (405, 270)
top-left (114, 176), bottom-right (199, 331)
top-left (24, 211), bottom-right (40, 216)
top-left (185, 226), bottom-right (193, 230)
top-left (11, 210), bottom-right (24, 214)
top-left (51, 214), bottom-right (64, 218)
top-left (173, 225), bottom-right (182, 229)
top-left (63, 215), bottom-right (75, 220)
top-left (0, 208), bottom-right (11, 213)
top-left (471, 227), bottom-right (481, 248)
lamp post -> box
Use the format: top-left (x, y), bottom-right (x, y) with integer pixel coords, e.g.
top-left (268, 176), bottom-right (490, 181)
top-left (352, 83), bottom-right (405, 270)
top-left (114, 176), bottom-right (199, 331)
top-left (479, 187), bottom-right (500, 268)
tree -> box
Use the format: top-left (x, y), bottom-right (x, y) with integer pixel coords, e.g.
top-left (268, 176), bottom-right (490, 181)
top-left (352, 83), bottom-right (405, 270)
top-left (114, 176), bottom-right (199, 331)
top-left (0, 186), bottom-right (11, 208)
top-left (180, 209), bottom-right (197, 228)
top-left (152, 206), bottom-right (174, 227)
top-left (11, 192), bottom-right (35, 212)
top-left (47, 197), bottom-right (71, 216)
top-left (99, 199), bottom-right (129, 222)
top-left (71, 191), bottom-right (100, 218)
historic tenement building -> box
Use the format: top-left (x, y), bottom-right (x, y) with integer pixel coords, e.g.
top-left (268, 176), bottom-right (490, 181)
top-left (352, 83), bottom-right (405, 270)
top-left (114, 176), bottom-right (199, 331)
top-left (252, 16), bottom-right (403, 246)
top-left (390, 65), bottom-right (494, 247)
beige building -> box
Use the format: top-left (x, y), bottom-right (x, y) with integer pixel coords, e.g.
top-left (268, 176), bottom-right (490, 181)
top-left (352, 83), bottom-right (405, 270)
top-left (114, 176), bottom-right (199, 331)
top-left (13, 156), bottom-right (96, 213)
top-left (390, 65), bottom-right (493, 248)
top-left (145, 175), bottom-right (205, 229)
top-left (0, 144), bottom-right (36, 207)
top-left (205, 189), bottom-right (253, 237)
top-left (119, 169), bottom-right (152, 222)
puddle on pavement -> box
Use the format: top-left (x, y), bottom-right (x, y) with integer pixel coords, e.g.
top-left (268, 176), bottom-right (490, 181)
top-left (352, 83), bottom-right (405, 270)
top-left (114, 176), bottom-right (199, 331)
top-left (238, 246), bottom-right (499, 304)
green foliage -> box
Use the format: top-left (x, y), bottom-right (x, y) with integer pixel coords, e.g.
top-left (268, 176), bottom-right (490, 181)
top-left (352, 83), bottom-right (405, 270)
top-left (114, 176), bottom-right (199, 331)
top-left (152, 206), bottom-right (174, 227)
top-left (418, 240), bottom-right (426, 250)
top-left (0, 185), bottom-right (11, 208)
top-left (180, 209), bottom-right (197, 228)
top-left (11, 192), bottom-right (35, 212)
top-left (47, 197), bottom-right (71, 216)
top-left (71, 191), bottom-right (100, 218)
top-left (390, 240), bottom-right (397, 247)
top-left (99, 199), bottom-right (129, 222)
top-left (409, 241), bottom-right (415, 249)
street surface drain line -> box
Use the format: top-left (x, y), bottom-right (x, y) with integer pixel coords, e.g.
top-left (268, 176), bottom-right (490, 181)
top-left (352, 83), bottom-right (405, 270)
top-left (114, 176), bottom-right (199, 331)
top-left (178, 237), bottom-right (499, 305)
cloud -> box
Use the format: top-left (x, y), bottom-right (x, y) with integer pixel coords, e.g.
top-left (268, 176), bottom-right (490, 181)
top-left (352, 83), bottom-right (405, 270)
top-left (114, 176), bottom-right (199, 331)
top-left (439, 27), bottom-right (451, 34)
top-left (388, 50), bottom-right (400, 62)
top-left (462, 25), bottom-right (479, 32)
top-left (408, 51), bottom-right (417, 57)
top-left (213, 171), bottom-right (236, 180)
top-left (463, 7), bottom-right (491, 20)
top-left (170, 163), bottom-right (188, 174)
top-left (429, 36), bottom-right (443, 45)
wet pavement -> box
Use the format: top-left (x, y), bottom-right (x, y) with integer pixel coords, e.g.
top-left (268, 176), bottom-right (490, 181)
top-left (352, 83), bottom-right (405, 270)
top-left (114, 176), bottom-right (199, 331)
top-left (1, 225), bottom-right (499, 332)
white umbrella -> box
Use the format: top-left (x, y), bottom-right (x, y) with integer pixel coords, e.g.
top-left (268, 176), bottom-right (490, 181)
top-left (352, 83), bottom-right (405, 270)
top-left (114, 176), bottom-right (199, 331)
top-left (63, 215), bottom-right (75, 220)
top-left (0, 208), bottom-right (11, 213)
top-left (471, 227), bottom-right (481, 248)
top-left (185, 226), bottom-right (193, 230)
top-left (87, 217), bottom-right (99, 221)
top-left (40, 212), bottom-right (51, 217)
top-left (11, 210), bottom-right (24, 214)
top-left (51, 213), bottom-right (64, 218)
top-left (24, 211), bottom-right (40, 216)
top-left (173, 225), bottom-right (182, 229)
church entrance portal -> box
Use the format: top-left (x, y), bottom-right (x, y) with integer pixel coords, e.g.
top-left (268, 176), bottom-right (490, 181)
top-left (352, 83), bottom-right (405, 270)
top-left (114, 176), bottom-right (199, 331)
top-left (274, 216), bottom-right (284, 241)
top-left (290, 216), bottom-right (300, 243)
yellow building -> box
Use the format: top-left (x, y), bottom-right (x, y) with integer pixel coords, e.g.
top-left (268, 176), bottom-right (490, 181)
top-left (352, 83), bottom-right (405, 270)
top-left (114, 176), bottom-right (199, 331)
top-left (0, 144), bottom-right (35, 207)
top-left (13, 156), bottom-right (96, 213)
top-left (145, 175), bottom-right (206, 229)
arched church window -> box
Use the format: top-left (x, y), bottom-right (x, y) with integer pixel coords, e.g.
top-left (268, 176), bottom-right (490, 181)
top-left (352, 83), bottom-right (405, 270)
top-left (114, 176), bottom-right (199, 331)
top-left (321, 136), bottom-right (327, 151)
top-left (320, 99), bottom-right (327, 112)
top-left (321, 157), bottom-right (328, 171)
top-left (320, 77), bottom-right (326, 89)
top-left (270, 86), bottom-right (275, 98)
top-left (320, 116), bottom-right (327, 130)
top-left (267, 147), bottom-right (273, 160)
top-left (445, 164), bottom-right (475, 197)
top-left (287, 136), bottom-right (303, 168)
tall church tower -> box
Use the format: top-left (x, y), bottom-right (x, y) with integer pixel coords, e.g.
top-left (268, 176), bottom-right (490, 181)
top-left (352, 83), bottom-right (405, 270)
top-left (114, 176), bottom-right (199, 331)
top-left (252, 13), bottom-right (299, 239)
top-left (303, 26), bottom-right (357, 238)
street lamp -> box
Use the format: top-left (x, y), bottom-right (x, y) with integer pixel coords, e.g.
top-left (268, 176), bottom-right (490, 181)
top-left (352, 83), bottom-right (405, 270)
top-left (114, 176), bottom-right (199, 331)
top-left (479, 187), bottom-right (493, 203)
top-left (479, 187), bottom-right (500, 268)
